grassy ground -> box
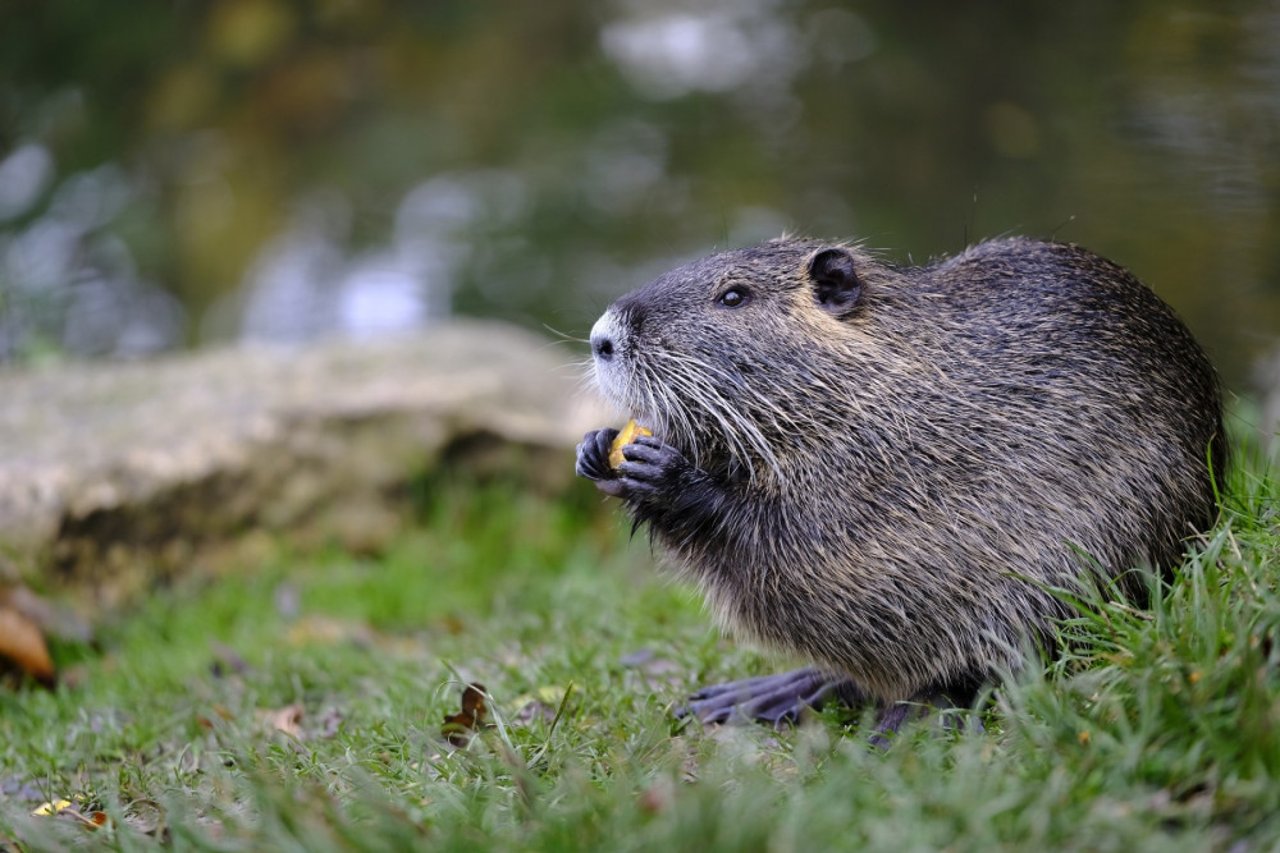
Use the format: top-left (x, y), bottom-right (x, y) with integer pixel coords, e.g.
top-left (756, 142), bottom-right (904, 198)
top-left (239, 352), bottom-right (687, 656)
top-left (1, 444), bottom-right (1278, 851)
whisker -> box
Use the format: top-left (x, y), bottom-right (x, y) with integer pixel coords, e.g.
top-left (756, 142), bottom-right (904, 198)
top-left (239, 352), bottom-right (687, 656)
top-left (645, 350), bottom-right (784, 480)
top-left (542, 323), bottom-right (589, 344)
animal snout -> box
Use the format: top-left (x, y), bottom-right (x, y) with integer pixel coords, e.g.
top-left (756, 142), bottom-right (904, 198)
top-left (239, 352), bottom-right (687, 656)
top-left (590, 311), bottom-right (624, 362)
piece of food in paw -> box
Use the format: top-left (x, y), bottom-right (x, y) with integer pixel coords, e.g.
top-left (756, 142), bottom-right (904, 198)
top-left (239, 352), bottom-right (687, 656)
top-left (609, 419), bottom-right (653, 469)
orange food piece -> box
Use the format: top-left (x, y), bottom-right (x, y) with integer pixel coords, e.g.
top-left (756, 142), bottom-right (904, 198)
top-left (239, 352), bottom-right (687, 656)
top-left (609, 419), bottom-right (653, 469)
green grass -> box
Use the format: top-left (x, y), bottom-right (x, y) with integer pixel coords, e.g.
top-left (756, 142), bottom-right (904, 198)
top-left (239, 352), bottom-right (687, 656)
top-left (1, 445), bottom-right (1278, 850)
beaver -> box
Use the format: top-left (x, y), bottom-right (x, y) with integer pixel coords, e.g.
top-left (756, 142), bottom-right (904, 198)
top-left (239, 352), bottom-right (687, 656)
top-left (575, 236), bottom-right (1225, 737)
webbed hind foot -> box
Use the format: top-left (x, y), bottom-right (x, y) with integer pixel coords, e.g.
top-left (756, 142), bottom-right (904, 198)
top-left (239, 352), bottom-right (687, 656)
top-left (679, 667), bottom-right (866, 728)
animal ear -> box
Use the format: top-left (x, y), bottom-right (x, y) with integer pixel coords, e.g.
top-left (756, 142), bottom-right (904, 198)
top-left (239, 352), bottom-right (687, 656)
top-left (808, 248), bottom-right (862, 317)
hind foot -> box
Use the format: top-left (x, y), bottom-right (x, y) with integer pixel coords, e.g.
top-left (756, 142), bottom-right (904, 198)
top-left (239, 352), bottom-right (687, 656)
top-left (679, 668), bottom-right (970, 747)
top-left (679, 667), bottom-right (866, 727)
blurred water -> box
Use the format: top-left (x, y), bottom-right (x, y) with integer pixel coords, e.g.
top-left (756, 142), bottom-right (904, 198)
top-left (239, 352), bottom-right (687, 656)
top-left (0, 0), bottom-right (1276, 384)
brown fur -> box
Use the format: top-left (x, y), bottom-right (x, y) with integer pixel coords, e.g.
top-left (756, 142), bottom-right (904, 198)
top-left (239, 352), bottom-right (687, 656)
top-left (587, 237), bottom-right (1225, 703)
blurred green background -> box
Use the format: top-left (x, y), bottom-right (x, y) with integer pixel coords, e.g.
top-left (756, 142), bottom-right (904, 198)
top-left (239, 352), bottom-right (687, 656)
top-left (1, 0), bottom-right (1277, 384)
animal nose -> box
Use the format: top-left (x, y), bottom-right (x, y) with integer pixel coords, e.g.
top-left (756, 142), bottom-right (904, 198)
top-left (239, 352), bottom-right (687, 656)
top-left (589, 310), bottom-right (622, 362)
top-left (592, 333), bottom-right (615, 361)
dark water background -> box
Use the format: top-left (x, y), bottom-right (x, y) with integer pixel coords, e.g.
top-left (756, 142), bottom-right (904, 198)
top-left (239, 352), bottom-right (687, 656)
top-left (1, 0), bottom-right (1277, 386)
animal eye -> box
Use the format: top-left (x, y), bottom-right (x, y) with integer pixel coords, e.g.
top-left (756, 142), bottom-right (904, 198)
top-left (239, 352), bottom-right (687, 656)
top-left (717, 288), bottom-right (749, 308)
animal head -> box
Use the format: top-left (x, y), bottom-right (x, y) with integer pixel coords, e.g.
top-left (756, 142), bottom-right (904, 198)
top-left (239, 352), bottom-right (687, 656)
top-left (588, 240), bottom-right (896, 476)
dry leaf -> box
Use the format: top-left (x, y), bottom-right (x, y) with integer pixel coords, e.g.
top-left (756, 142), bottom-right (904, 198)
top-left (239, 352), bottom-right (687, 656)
top-left (264, 703), bottom-right (304, 738)
top-left (438, 613), bottom-right (466, 636)
top-left (442, 683), bottom-right (490, 747)
top-left (33, 801), bottom-right (110, 831)
top-left (30, 794), bottom-right (110, 824)
top-left (32, 799), bottom-right (74, 816)
top-left (0, 605), bottom-right (55, 687)
top-left (31, 797), bottom-right (111, 831)
top-left (509, 685), bottom-right (568, 727)
top-left (195, 703), bottom-right (235, 730)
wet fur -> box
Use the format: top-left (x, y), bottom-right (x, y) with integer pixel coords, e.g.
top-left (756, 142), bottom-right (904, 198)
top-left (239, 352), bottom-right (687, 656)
top-left (589, 237), bottom-right (1225, 703)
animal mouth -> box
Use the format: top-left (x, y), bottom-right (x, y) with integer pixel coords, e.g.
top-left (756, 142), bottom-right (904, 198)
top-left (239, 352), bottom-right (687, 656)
top-left (590, 350), bottom-right (648, 422)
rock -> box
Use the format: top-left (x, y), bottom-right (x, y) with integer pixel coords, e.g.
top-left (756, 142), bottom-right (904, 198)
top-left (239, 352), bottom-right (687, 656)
top-left (0, 321), bottom-right (607, 606)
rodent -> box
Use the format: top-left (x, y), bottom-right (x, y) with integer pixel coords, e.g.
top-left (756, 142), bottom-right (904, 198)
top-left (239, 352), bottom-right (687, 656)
top-left (575, 236), bottom-right (1225, 732)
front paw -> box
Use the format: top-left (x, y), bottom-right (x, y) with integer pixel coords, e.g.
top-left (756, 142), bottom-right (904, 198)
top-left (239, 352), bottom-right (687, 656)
top-left (613, 435), bottom-right (689, 503)
top-left (575, 428), bottom-right (619, 482)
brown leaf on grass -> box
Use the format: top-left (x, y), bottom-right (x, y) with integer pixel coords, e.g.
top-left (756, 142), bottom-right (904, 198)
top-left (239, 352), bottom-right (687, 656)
top-left (32, 799), bottom-right (75, 816)
top-left (0, 603), bottom-right (55, 687)
top-left (242, 703), bottom-right (342, 740)
top-left (195, 703), bottom-right (235, 730)
top-left (438, 613), bottom-right (467, 636)
top-left (263, 703), bottom-right (305, 738)
top-left (31, 798), bottom-right (110, 830)
top-left (442, 683), bottom-right (491, 747)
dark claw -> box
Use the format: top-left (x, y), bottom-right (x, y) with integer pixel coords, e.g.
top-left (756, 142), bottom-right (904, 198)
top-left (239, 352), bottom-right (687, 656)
top-left (616, 437), bottom-right (688, 499)
top-left (575, 428), bottom-right (619, 482)
top-left (624, 437), bottom-right (684, 469)
top-left (617, 477), bottom-right (659, 497)
top-left (593, 428), bottom-right (615, 463)
top-left (688, 671), bottom-right (793, 701)
top-left (867, 702), bottom-right (913, 749)
top-left (576, 429), bottom-right (694, 505)
top-left (617, 442), bottom-right (664, 465)
top-left (679, 669), bottom-right (928, 747)
top-left (616, 461), bottom-right (662, 482)
top-left (679, 668), bottom-right (864, 728)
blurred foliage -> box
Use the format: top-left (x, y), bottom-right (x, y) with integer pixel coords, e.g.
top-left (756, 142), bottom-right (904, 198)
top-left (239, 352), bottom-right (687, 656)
top-left (0, 0), bottom-right (1277, 381)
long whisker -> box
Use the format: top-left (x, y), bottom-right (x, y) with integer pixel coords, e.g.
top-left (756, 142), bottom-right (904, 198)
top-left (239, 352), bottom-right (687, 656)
top-left (645, 350), bottom-right (783, 480)
top-left (655, 350), bottom-right (807, 435)
top-left (542, 323), bottom-right (589, 344)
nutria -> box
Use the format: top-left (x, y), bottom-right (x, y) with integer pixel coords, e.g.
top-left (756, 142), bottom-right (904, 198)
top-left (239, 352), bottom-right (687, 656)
top-left (575, 236), bottom-right (1225, 737)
